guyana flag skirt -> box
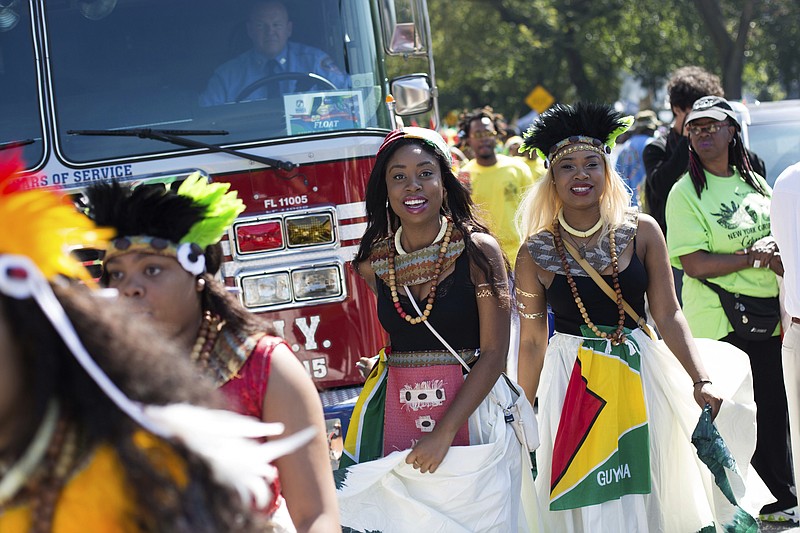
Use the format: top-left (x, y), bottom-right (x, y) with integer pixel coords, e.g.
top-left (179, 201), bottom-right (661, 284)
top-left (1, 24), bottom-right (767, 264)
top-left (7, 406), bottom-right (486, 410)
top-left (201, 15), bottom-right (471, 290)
top-left (535, 327), bottom-right (772, 532)
top-left (549, 326), bottom-right (650, 510)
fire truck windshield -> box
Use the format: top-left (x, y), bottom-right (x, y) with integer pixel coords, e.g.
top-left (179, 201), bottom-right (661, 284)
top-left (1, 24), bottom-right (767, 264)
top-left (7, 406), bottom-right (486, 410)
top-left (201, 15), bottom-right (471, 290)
top-left (0, 3), bottom-right (43, 169)
top-left (18, 0), bottom-right (389, 166)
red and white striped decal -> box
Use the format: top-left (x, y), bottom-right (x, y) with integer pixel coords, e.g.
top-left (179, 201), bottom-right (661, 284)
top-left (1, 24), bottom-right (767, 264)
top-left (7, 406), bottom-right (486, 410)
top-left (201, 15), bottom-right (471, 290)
top-left (336, 201), bottom-right (367, 249)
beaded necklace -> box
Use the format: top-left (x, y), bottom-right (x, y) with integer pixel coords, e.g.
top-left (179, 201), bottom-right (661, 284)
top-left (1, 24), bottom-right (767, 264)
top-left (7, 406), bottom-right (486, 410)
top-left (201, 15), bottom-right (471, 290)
top-left (0, 402), bottom-right (81, 533)
top-left (553, 222), bottom-right (627, 345)
top-left (557, 208), bottom-right (603, 238)
top-left (387, 220), bottom-right (453, 324)
top-left (0, 402), bottom-right (59, 508)
top-left (27, 419), bottom-right (79, 533)
top-left (190, 311), bottom-right (223, 369)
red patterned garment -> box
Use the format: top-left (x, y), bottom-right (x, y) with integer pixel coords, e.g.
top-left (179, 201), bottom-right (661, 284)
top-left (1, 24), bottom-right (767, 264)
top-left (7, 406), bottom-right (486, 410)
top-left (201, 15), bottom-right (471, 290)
top-left (219, 334), bottom-right (284, 419)
top-left (218, 333), bottom-right (286, 515)
top-left (383, 364), bottom-right (469, 456)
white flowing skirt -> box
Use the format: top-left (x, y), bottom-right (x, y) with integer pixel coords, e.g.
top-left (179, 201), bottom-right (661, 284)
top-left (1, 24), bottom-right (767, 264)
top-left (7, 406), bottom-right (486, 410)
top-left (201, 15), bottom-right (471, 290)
top-left (535, 329), bottom-right (772, 533)
top-left (337, 376), bottom-right (541, 533)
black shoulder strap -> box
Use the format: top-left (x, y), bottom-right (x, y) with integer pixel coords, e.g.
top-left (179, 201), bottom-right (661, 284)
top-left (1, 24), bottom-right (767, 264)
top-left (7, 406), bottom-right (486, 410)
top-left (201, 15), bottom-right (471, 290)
top-left (699, 278), bottom-right (726, 296)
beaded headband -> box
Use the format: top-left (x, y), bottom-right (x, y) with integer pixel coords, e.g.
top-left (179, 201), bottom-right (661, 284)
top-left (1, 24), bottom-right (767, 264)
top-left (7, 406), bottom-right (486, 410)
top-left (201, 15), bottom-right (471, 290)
top-left (87, 172), bottom-right (245, 276)
top-left (548, 136), bottom-right (610, 166)
top-left (104, 236), bottom-right (207, 275)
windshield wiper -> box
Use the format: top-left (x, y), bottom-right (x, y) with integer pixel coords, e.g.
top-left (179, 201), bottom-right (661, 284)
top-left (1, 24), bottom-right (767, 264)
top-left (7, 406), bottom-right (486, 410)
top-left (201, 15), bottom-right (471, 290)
top-left (67, 128), bottom-right (296, 171)
top-left (0, 139), bottom-right (35, 151)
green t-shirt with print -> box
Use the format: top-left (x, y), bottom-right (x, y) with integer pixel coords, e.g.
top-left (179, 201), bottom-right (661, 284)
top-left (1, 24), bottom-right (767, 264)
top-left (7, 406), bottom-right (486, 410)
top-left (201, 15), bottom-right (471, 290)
top-left (462, 154), bottom-right (533, 264)
top-left (665, 169), bottom-right (778, 340)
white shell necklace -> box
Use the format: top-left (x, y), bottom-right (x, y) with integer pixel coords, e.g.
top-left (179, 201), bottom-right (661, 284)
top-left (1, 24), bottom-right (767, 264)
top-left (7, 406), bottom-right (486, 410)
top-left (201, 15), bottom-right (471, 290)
top-left (394, 215), bottom-right (447, 255)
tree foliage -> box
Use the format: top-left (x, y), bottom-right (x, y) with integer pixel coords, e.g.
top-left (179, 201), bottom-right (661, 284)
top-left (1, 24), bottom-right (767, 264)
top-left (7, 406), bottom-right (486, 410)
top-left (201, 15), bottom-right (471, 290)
top-left (426, 0), bottom-right (798, 121)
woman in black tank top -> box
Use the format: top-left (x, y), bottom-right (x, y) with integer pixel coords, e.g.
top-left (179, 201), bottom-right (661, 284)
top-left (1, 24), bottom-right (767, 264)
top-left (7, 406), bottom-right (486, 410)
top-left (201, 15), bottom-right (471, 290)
top-left (339, 127), bottom-right (537, 532)
top-left (350, 127), bottom-right (510, 471)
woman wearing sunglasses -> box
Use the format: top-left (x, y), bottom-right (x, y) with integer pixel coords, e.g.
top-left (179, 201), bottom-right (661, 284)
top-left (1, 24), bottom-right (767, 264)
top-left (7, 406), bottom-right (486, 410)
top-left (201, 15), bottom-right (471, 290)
top-left (665, 96), bottom-right (796, 523)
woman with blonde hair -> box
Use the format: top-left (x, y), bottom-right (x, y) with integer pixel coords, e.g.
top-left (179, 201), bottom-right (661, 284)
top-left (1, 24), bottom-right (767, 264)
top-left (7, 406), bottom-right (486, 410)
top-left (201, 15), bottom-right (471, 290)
top-left (514, 103), bottom-right (768, 531)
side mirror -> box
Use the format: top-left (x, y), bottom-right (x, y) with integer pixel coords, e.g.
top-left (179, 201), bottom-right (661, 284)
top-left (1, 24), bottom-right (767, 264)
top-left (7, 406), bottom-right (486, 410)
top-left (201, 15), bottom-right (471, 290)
top-left (390, 74), bottom-right (433, 116)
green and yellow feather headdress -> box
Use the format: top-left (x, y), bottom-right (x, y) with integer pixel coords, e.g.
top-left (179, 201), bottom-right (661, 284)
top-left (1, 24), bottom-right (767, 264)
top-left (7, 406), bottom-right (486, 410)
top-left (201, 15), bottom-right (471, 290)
top-left (84, 172), bottom-right (245, 275)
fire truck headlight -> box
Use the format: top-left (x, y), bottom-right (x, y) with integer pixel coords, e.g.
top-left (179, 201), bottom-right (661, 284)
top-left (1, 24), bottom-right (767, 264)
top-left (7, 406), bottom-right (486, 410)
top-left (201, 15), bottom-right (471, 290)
top-left (292, 266), bottom-right (342, 301)
top-left (235, 220), bottom-right (284, 254)
top-left (241, 272), bottom-right (292, 308)
top-left (285, 214), bottom-right (334, 247)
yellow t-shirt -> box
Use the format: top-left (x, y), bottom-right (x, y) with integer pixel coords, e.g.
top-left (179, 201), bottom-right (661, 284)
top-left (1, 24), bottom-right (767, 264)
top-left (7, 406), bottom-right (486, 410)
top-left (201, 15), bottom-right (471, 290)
top-left (462, 154), bottom-right (534, 264)
top-left (520, 155), bottom-right (546, 182)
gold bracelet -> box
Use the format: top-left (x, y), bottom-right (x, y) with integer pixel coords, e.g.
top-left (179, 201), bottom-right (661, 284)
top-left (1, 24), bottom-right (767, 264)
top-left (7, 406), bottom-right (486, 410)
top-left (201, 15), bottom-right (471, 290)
top-left (519, 311), bottom-right (545, 320)
top-left (515, 287), bottom-right (539, 299)
top-left (476, 289), bottom-right (493, 298)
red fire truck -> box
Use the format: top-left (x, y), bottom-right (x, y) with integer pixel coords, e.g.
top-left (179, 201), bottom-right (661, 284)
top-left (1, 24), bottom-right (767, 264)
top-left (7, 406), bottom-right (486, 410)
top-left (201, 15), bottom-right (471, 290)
top-left (2, 0), bottom-right (439, 438)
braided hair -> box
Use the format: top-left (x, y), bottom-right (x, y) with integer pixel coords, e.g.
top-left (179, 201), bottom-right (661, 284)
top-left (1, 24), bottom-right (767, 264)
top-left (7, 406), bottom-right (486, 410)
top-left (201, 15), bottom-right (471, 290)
top-left (457, 105), bottom-right (504, 140)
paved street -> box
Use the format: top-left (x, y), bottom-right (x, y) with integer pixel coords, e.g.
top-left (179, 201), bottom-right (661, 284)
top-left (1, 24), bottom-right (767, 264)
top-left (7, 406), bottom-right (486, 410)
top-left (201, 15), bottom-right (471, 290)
top-left (761, 519), bottom-right (800, 531)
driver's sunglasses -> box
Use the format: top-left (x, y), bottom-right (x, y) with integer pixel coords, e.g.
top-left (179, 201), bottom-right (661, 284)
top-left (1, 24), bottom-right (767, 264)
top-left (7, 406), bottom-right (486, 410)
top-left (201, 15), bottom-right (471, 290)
top-left (469, 130), bottom-right (498, 139)
top-left (686, 121), bottom-right (727, 136)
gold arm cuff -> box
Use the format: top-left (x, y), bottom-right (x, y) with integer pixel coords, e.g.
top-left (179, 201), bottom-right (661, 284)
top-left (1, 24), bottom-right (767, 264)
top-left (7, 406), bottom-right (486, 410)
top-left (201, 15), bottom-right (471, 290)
top-left (515, 287), bottom-right (540, 299)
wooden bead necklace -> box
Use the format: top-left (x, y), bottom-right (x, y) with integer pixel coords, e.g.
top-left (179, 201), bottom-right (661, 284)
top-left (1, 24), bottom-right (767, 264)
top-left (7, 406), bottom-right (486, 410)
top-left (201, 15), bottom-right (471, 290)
top-left (190, 311), bottom-right (222, 368)
top-left (387, 219), bottom-right (453, 324)
top-left (553, 221), bottom-right (627, 345)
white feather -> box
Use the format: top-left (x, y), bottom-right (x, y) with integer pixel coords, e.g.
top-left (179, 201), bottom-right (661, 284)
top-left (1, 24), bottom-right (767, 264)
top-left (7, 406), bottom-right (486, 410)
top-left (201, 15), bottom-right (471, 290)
top-left (143, 403), bottom-right (317, 508)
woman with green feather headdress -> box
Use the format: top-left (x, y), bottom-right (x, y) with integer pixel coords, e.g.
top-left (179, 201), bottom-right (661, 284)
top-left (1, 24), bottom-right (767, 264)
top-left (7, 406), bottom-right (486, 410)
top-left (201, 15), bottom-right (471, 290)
top-left (513, 103), bottom-right (770, 531)
top-left (82, 174), bottom-right (341, 532)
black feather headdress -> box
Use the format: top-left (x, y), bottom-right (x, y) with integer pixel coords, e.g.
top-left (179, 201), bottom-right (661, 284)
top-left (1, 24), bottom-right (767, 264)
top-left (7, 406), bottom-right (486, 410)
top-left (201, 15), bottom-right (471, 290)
top-left (83, 181), bottom-right (205, 243)
top-left (81, 176), bottom-right (244, 275)
top-left (520, 103), bottom-right (633, 166)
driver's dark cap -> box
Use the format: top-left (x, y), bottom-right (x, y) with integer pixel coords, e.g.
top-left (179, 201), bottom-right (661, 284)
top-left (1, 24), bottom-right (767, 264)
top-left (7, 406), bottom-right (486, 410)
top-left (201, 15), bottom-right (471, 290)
top-left (685, 96), bottom-right (739, 128)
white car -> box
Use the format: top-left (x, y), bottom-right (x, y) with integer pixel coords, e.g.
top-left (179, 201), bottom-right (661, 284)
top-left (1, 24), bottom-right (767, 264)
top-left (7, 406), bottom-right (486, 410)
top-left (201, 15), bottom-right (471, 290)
top-left (739, 99), bottom-right (800, 187)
